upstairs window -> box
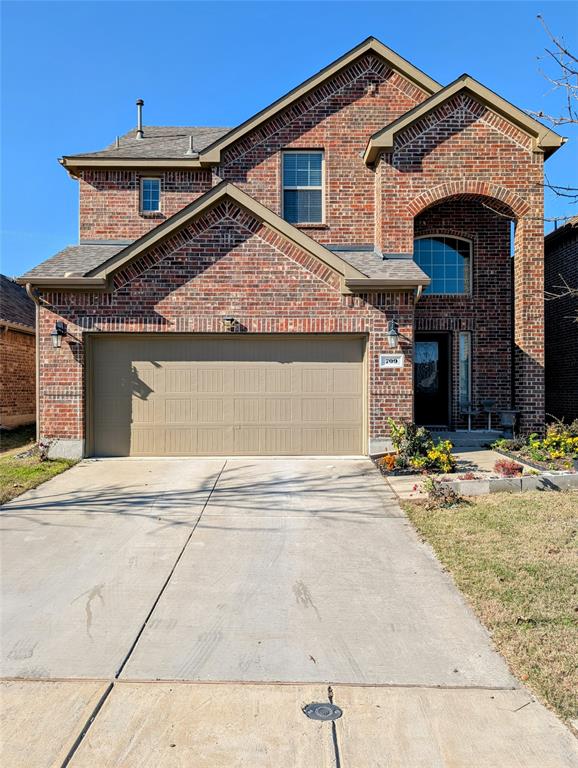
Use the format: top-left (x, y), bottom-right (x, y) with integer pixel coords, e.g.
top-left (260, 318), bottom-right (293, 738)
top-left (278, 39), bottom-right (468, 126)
top-left (282, 151), bottom-right (323, 224)
top-left (140, 178), bottom-right (161, 212)
top-left (414, 236), bottom-right (472, 295)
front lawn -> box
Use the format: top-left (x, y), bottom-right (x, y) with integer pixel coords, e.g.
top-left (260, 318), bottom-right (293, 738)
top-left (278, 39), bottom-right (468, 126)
top-left (404, 491), bottom-right (578, 722)
top-left (0, 450), bottom-right (75, 505)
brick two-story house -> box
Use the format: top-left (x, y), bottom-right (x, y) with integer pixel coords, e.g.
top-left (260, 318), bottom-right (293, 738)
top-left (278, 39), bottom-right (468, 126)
top-left (19, 38), bottom-right (565, 459)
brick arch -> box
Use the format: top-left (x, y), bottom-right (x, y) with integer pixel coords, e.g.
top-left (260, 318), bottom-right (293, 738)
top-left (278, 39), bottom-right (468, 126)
top-left (407, 181), bottom-right (531, 219)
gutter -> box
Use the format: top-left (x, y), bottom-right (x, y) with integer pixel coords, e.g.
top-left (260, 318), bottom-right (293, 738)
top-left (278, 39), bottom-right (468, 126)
top-left (17, 276), bottom-right (108, 289)
top-left (0, 320), bottom-right (35, 335)
top-left (345, 278), bottom-right (430, 290)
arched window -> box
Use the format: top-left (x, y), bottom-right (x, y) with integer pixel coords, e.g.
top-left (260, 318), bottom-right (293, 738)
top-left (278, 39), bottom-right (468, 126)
top-left (414, 236), bottom-right (472, 295)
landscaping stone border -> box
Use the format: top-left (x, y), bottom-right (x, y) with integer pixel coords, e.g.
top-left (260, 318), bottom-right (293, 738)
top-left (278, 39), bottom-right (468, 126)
top-left (446, 472), bottom-right (578, 496)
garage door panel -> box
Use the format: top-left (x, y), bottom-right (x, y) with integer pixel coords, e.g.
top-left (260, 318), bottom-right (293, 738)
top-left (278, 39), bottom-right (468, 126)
top-left (91, 336), bottom-right (364, 456)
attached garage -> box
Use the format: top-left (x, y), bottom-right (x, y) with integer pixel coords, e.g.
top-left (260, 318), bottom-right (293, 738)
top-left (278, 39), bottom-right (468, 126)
top-left (89, 335), bottom-right (366, 457)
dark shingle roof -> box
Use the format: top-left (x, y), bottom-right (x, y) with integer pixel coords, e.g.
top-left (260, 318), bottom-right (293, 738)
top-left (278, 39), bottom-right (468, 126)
top-left (20, 244), bottom-right (128, 279)
top-left (0, 275), bottom-right (36, 329)
top-left (66, 126), bottom-right (231, 160)
top-left (20, 242), bottom-right (429, 285)
top-left (331, 249), bottom-right (430, 282)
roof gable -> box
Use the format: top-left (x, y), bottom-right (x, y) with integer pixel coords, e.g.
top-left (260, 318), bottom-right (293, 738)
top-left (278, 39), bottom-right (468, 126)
top-left (364, 74), bottom-right (565, 165)
top-left (199, 37), bottom-right (441, 165)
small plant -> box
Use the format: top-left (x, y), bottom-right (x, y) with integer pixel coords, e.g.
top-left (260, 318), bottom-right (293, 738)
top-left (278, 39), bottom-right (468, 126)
top-left (38, 439), bottom-right (51, 462)
top-left (376, 453), bottom-right (397, 472)
top-left (422, 475), bottom-right (461, 508)
top-left (458, 471), bottom-right (479, 480)
top-left (387, 419), bottom-right (456, 474)
top-left (494, 458), bottom-right (523, 477)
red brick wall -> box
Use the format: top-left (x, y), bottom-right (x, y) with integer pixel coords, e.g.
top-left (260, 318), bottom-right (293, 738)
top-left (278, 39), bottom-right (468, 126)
top-left (38, 201), bottom-right (414, 446)
top-left (219, 54), bottom-right (428, 245)
top-left (79, 170), bottom-right (213, 240)
top-left (77, 55), bottom-right (429, 246)
top-left (414, 198), bottom-right (513, 428)
top-left (0, 328), bottom-right (36, 429)
top-left (545, 227), bottom-right (578, 422)
top-left (375, 91), bottom-right (545, 431)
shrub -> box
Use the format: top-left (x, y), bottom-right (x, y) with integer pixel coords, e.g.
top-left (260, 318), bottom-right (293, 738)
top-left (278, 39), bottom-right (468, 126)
top-left (387, 419), bottom-right (456, 473)
top-left (494, 458), bottom-right (523, 477)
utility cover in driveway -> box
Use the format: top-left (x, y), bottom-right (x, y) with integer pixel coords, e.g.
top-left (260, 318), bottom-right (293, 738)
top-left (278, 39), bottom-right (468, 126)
top-left (91, 334), bottom-right (364, 456)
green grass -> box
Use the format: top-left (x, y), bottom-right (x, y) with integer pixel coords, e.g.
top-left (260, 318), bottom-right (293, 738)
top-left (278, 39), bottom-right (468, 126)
top-left (404, 492), bottom-right (578, 723)
top-left (0, 451), bottom-right (75, 505)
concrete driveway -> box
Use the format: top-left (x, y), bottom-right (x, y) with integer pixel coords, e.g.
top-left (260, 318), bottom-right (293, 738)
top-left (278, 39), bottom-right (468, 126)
top-left (1, 459), bottom-right (577, 767)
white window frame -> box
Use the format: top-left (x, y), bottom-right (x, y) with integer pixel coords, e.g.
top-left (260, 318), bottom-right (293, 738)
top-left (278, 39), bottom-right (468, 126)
top-left (458, 331), bottom-right (472, 409)
top-left (414, 234), bottom-right (473, 296)
top-left (140, 177), bottom-right (162, 213)
top-left (281, 150), bottom-right (325, 225)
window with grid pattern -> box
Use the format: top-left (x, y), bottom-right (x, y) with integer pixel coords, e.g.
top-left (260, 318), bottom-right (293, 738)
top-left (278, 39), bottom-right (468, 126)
top-left (282, 151), bottom-right (323, 224)
top-left (414, 236), bottom-right (471, 295)
top-left (140, 178), bottom-right (161, 212)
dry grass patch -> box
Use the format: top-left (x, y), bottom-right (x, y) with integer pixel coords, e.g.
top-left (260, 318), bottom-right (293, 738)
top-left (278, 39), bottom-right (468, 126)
top-left (0, 450), bottom-right (75, 505)
top-left (404, 491), bottom-right (578, 722)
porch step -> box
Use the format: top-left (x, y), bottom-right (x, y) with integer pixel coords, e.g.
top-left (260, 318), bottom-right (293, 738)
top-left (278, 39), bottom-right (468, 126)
top-left (432, 430), bottom-right (504, 448)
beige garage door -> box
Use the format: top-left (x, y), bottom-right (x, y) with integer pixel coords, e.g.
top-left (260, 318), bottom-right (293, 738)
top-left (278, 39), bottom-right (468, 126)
top-left (91, 335), bottom-right (365, 456)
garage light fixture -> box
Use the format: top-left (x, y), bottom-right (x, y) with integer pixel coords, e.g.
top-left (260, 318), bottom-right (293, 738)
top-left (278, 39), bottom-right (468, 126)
top-left (222, 315), bottom-right (236, 332)
top-left (50, 320), bottom-right (68, 349)
top-left (386, 319), bottom-right (400, 349)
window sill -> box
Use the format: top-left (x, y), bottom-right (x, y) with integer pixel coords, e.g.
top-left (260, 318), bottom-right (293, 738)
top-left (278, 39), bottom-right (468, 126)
top-left (139, 211), bottom-right (165, 219)
top-left (293, 223), bottom-right (329, 229)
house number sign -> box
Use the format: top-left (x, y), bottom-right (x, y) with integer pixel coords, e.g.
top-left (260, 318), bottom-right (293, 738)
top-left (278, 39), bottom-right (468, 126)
top-left (379, 353), bottom-right (405, 369)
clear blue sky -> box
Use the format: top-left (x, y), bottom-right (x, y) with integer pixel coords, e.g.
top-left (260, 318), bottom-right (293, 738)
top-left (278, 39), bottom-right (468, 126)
top-left (1, 0), bottom-right (577, 277)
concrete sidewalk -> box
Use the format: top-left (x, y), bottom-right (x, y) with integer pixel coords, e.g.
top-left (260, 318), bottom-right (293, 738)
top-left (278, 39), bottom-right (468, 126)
top-left (1, 458), bottom-right (577, 767)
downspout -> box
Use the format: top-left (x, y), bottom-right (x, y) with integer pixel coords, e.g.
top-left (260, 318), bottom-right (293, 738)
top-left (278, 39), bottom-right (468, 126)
top-left (25, 283), bottom-right (41, 443)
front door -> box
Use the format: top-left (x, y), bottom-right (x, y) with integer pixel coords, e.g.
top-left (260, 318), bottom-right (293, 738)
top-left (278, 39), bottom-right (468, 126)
top-left (414, 334), bottom-right (450, 426)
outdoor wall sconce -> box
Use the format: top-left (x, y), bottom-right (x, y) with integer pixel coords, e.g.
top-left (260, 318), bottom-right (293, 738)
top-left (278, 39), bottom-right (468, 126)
top-left (50, 320), bottom-right (68, 349)
top-left (386, 319), bottom-right (400, 349)
top-left (222, 315), bottom-right (236, 332)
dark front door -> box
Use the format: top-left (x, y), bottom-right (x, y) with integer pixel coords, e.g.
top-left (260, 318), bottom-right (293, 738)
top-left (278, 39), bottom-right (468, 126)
top-left (414, 334), bottom-right (450, 426)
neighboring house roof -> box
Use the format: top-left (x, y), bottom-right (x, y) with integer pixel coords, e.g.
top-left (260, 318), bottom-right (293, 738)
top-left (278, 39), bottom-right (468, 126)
top-left (0, 274), bottom-right (36, 331)
top-left (60, 37), bottom-right (441, 174)
top-left (545, 215), bottom-right (578, 246)
top-left (364, 74), bottom-right (565, 165)
top-left (18, 183), bottom-right (430, 293)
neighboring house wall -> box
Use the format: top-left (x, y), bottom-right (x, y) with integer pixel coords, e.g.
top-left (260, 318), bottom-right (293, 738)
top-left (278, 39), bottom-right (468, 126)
top-left (545, 224), bottom-right (578, 422)
top-left (414, 198), bottom-right (513, 427)
top-left (37, 201), bottom-right (414, 454)
top-left (0, 327), bottom-right (36, 429)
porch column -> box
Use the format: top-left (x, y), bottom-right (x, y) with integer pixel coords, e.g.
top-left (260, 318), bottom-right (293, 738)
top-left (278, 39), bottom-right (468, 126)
top-left (513, 204), bottom-right (545, 434)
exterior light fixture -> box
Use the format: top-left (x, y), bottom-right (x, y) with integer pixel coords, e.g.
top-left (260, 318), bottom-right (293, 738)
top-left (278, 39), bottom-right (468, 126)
top-left (222, 316), bottom-right (235, 332)
top-left (50, 320), bottom-right (67, 349)
top-left (386, 319), bottom-right (400, 349)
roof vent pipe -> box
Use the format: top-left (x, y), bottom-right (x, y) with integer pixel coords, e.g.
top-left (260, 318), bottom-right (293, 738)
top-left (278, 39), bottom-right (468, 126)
top-left (136, 99), bottom-right (144, 140)
top-left (185, 135), bottom-right (199, 158)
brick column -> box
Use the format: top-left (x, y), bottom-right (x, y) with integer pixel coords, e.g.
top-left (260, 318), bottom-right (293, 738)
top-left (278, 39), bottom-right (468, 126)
top-left (513, 184), bottom-right (545, 434)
